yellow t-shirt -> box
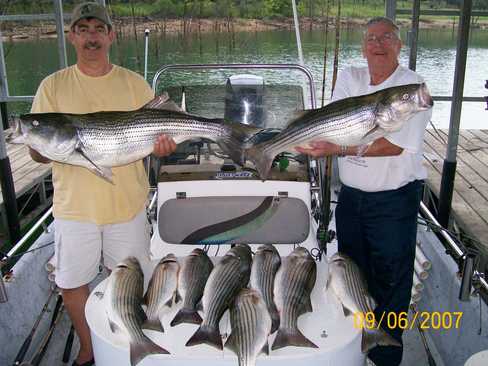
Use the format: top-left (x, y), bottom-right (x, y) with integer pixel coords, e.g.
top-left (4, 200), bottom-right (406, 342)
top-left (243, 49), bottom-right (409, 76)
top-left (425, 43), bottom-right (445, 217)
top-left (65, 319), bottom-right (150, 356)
top-left (31, 64), bottom-right (154, 225)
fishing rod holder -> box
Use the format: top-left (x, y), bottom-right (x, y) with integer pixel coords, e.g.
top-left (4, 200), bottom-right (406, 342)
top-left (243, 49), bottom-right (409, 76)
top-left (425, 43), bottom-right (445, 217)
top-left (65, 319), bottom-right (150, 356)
top-left (459, 252), bottom-right (476, 301)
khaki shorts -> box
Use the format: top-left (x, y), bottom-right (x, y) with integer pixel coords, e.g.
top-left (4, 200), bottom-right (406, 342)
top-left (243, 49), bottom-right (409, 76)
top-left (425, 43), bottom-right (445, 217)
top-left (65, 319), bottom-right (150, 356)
top-left (53, 209), bottom-right (151, 289)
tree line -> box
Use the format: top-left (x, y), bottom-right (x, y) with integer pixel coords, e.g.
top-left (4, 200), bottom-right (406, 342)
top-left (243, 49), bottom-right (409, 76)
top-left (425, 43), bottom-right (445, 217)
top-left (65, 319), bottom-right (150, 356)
top-left (2, 0), bottom-right (487, 19)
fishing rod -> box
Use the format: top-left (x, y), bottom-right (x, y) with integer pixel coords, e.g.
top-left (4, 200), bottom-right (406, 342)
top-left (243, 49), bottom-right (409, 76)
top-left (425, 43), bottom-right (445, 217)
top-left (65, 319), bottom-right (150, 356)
top-left (62, 325), bottom-right (75, 364)
top-left (20, 294), bottom-right (64, 366)
top-left (320, 0), bottom-right (330, 107)
top-left (410, 303), bottom-right (437, 366)
top-left (11, 285), bottom-right (57, 365)
top-left (318, 0), bottom-right (341, 259)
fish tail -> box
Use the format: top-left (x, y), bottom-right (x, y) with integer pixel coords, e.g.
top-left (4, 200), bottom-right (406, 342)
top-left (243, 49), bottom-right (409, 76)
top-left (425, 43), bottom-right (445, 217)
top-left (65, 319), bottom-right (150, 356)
top-left (271, 328), bottom-right (318, 350)
top-left (270, 309), bottom-right (280, 334)
top-left (185, 324), bottom-right (223, 350)
top-left (361, 328), bottom-right (402, 353)
top-left (141, 317), bottom-right (164, 333)
top-left (217, 136), bottom-right (246, 166)
top-left (130, 337), bottom-right (169, 366)
top-left (245, 144), bottom-right (273, 180)
top-left (170, 308), bottom-right (203, 327)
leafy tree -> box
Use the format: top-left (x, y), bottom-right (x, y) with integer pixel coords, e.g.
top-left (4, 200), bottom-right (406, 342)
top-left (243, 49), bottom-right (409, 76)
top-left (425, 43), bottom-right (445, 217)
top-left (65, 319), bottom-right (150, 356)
top-left (264, 0), bottom-right (293, 17)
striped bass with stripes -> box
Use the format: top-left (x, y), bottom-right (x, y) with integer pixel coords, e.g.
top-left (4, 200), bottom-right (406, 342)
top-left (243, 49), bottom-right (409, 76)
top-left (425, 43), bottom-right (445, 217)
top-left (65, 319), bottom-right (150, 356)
top-left (245, 83), bottom-right (433, 179)
top-left (143, 253), bottom-right (181, 333)
top-left (327, 252), bottom-right (401, 353)
top-left (226, 288), bottom-right (272, 366)
top-left (170, 248), bottom-right (214, 327)
top-left (186, 244), bottom-right (253, 350)
top-left (104, 257), bottom-right (169, 366)
top-left (272, 247), bottom-right (317, 350)
top-left (7, 96), bottom-right (261, 183)
top-left (250, 244), bottom-right (281, 333)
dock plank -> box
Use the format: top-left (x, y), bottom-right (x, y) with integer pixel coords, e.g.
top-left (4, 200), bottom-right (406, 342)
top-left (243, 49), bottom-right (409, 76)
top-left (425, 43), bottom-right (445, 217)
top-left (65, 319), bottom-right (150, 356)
top-left (0, 143), bottom-right (52, 207)
top-left (423, 129), bottom-right (488, 254)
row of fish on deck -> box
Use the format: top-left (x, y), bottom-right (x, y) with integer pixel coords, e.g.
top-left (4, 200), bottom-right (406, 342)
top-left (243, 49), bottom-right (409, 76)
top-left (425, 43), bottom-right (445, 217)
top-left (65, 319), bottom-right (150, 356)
top-left (7, 83), bottom-right (433, 182)
top-left (101, 244), bottom-right (400, 366)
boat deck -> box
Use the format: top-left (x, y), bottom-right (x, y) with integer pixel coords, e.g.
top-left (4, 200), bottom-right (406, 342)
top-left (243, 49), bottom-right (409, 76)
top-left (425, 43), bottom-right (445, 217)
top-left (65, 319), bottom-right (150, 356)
top-left (423, 128), bottom-right (488, 257)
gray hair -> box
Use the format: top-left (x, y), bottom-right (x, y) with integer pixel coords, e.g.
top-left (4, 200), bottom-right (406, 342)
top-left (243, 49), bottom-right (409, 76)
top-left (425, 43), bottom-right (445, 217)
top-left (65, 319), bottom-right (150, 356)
top-left (365, 17), bottom-right (401, 39)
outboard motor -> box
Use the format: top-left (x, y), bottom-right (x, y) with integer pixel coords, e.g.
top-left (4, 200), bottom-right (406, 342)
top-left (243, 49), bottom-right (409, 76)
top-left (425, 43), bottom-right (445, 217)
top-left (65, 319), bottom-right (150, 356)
top-left (224, 74), bottom-right (265, 127)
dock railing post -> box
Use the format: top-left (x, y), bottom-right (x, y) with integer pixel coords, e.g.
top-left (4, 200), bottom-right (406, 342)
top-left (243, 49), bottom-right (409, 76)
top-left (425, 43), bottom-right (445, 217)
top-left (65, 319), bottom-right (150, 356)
top-left (438, 0), bottom-right (472, 228)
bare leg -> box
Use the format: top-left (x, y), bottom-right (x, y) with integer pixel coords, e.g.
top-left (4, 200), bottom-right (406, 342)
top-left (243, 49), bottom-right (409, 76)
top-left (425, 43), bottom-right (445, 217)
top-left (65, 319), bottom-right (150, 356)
top-left (62, 285), bottom-right (93, 364)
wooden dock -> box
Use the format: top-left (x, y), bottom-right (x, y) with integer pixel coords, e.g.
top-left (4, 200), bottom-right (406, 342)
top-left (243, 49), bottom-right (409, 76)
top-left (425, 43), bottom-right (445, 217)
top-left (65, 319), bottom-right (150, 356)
top-left (0, 141), bottom-right (51, 233)
top-left (423, 129), bottom-right (488, 256)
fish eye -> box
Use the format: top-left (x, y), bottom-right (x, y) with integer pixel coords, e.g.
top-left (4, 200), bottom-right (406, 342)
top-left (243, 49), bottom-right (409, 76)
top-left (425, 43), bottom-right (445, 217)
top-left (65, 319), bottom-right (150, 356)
top-left (402, 93), bottom-right (410, 101)
top-left (32, 120), bottom-right (39, 126)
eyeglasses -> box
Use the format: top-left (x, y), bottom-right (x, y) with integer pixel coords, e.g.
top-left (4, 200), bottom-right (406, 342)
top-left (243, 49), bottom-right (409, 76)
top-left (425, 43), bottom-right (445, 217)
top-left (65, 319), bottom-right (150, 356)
top-left (74, 25), bottom-right (109, 37)
top-left (364, 32), bottom-right (398, 45)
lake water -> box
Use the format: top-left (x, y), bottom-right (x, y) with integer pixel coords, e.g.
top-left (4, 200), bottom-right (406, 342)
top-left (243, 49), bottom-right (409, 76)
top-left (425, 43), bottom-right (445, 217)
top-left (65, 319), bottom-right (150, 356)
top-left (3, 27), bottom-right (488, 129)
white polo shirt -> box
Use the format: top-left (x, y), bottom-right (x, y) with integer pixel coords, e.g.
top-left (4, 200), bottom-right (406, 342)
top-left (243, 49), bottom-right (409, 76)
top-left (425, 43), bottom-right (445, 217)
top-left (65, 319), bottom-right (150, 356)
top-left (332, 65), bottom-right (431, 192)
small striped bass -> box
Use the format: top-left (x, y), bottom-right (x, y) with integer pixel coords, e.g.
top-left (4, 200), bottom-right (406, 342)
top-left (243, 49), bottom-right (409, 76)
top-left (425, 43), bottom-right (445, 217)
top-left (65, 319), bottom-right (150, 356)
top-left (250, 244), bottom-right (281, 333)
top-left (143, 253), bottom-right (180, 332)
top-left (245, 83), bottom-right (433, 179)
top-left (327, 252), bottom-right (401, 353)
top-left (171, 248), bottom-right (213, 327)
top-left (186, 244), bottom-right (253, 350)
top-left (104, 257), bottom-right (169, 366)
top-left (272, 247), bottom-right (317, 350)
top-left (226, 288), bottom-right (272, 366)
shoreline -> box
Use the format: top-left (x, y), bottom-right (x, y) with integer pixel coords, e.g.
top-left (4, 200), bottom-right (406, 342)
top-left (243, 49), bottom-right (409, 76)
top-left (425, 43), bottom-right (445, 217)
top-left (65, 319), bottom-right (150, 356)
top-left (2, 16), bottom-right (486, 41)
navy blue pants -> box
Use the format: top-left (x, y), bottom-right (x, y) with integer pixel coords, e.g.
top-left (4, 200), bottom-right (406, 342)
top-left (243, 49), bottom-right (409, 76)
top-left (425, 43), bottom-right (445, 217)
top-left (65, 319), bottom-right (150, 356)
top-left (335, 180), bottom-right (423, 366)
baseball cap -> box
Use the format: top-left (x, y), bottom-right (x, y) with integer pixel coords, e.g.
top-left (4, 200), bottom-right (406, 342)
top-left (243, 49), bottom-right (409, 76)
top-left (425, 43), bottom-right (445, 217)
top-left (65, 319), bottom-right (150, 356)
top-left (70, 2), bottom-right (112, 29)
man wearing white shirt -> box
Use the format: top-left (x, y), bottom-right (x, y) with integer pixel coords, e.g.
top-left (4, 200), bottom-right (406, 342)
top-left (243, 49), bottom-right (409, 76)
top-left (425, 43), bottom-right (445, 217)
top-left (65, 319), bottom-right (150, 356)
top-left (297, 17), bottom-right (432, 365)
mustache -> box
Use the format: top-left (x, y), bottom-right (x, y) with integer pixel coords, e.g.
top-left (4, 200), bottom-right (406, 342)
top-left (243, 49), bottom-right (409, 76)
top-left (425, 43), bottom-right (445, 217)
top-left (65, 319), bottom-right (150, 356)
top-left (83, 41), bottom-right (102, 49)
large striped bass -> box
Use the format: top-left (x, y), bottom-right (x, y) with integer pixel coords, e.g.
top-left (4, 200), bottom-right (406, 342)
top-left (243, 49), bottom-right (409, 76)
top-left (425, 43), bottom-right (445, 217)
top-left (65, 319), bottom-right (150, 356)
top-left (170, 248), bottom-right (214, 327)
top-left (104, 257), bottom-right (169, 366)
top-left (245, 83), bottom-right (433, 179)
top-left (272, 246), bottom-right (317, 350)
top-left (226, 288), bottom-right (272, 366)
top-left (250, 244), bottom-right (281, 333)
top-left (143, 253), bottom-right (180, 333)
top-left (186, 244), bottom-right (253, 350)
top-left (7, 97), bottom-right (261, 183)
top-left (327, 252), bottom-right (401, 353)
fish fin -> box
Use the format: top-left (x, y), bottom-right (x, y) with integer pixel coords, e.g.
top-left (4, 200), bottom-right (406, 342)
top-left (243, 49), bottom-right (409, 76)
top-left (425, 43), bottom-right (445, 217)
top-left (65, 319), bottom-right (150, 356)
top-left (271, 328), bottom-right (318, 350)
top-left (164, 298), bottom-right (173, 307)
top-left (170, 308), bottom-right (203, 327)
top-left (196, 300), bottom-right (203, 312)
top-left (260, 340), bottom-right (270, 355)
top-left (245, 144), bottom-right (273, 180)
top-left (185, 325), bottom-right (223, 350)
top-left (130, 337), bottom-right (170, 366)
top-left (74, 148), bottom-right (114, 184)
top-left (363, 124), bottom-right (380, 139)
top-left (361, 328), bottom-right (402, 353)
top-left (270, 308), bottom-right (280, 334)
top-left (300, 297), bottom-right (313, 315)
top-left (142, 318), bottom-right (164, 332)
top-left (142, 93), bottom-right (170, 109)
top-left (108, 319), bottom-right (121, 333)
top-left (342, 304), bottom-right (353, 317)
top-left (224, 332), bottom-right (238, 355)
top-left (174, 290), bottom-right (182, 304)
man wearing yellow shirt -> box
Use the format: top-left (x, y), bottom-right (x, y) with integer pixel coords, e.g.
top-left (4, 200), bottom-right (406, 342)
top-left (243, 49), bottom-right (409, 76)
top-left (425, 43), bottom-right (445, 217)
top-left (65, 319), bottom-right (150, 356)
top-left (29, 3), bottom-right (176, 365)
